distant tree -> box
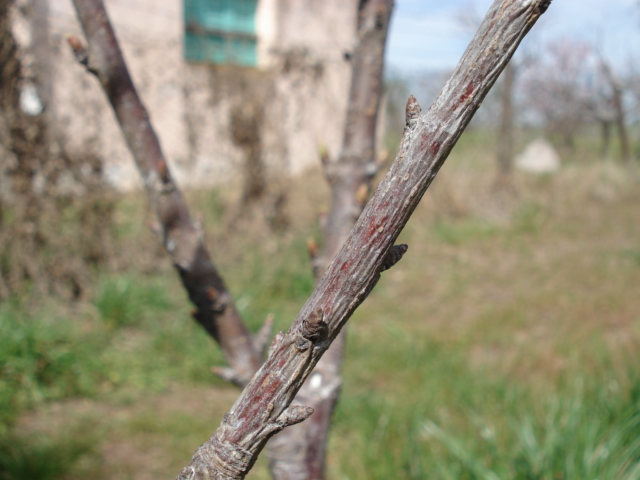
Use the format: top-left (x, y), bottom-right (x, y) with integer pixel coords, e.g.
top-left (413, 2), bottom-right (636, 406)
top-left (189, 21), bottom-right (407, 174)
top-left (520, 38), bottom-right (595, 149)
top-left (596, 58), bottom-right (632, 162)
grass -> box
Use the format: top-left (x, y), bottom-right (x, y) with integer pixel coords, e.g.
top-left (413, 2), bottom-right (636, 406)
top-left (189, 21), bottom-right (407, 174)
top-left (0, 139), bottom-right (639, 478)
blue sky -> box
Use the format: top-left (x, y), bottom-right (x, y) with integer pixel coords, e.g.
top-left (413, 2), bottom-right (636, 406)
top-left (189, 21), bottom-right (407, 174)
top-left (386, 0), bottom-right (640, 73)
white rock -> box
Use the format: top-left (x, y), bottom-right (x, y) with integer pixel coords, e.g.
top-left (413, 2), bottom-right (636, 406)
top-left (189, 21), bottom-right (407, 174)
top-left (515, 138), bottom-right (561, 174)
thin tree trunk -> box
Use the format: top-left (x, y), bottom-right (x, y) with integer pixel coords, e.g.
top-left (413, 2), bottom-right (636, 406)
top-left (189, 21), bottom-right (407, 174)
top-left (177, 1), bottom-right (551, 478)
top-left (267, 1), bottom-right (393, 478)
top-left (600, 59), bottom-right (631, 163)
top-left (612, 83), bottom-right (631, 163)
top-left (69, 0), bottom-right (265, 386)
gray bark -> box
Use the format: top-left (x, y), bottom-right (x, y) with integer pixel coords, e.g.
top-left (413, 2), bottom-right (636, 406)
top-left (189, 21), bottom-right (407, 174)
top-left (177, 1), bottom-right (552, 478)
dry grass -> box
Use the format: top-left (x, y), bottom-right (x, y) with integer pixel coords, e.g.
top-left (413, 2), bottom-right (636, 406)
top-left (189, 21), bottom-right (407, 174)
top-left (3, 143), bottom-right (640, 479)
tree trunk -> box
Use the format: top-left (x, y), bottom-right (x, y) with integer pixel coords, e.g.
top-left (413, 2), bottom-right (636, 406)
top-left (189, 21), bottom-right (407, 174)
top-left (612, 82), bottom-right (631, 163)
top-left (600, 59), bottom-right (631, 163)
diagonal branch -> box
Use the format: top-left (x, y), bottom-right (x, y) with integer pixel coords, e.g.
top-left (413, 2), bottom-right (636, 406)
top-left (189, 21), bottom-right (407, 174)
top-left (68, 0), bottom-right (263, 386)
top-left (177, 0), bottom-right (552, 478)
top-left (267, 1), bottom-right (394, 478)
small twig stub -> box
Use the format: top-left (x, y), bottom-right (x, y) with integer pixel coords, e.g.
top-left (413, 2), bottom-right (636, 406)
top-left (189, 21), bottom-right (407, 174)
top-left (381, 244), bottom-right (409, 272)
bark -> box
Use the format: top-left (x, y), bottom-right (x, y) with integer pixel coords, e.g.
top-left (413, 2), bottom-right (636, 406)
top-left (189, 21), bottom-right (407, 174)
top-left (69, 0), bottom-right (264, 386)
top-left (177, 1), bottom-right (551, 478)
top-left (267, 2), bottom-right (393, 478)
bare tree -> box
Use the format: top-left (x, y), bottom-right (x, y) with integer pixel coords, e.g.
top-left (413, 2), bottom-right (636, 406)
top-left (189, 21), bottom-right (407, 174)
top-left (597, 58), bottom-right (632, 163)
top-left (520, 38), bottom-right (594, 149)
top-left (69, 0), bottom-right (551, 477)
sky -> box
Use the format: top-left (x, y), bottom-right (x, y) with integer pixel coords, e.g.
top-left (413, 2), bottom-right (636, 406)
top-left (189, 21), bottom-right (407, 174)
top-left (386, 0), bottom-right (640, 73)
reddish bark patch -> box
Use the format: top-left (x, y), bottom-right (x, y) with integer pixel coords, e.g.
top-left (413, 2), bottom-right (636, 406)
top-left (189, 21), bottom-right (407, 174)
top-left (457, 82), bottom-right (475, 109)
top-left (430, 140), bottom-right (442, 156)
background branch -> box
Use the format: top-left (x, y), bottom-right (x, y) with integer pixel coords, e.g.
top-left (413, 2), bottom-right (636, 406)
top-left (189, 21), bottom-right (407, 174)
top-left (178, 0), bottom-right (551, 478)
top-left (267, 1), bottom-right (394, 478)
top-left (69, 0), bottom-right (263, 386)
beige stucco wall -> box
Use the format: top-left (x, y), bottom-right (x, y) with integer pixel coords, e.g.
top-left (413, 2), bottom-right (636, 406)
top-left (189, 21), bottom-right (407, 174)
top-left (37, 0), bottom-right (357, 190)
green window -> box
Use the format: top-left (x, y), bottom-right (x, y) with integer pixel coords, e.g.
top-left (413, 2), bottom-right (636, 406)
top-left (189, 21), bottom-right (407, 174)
top-left (184, 0), bottom-right (258, 67)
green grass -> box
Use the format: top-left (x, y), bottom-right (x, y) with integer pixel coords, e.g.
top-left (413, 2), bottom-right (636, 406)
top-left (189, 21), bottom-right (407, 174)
top-left (0, 427), bottom-right (98, 480)
top-left (1, 155), bottom-right (639, 479)
top-left (333, 330), bottom-right (640, 479)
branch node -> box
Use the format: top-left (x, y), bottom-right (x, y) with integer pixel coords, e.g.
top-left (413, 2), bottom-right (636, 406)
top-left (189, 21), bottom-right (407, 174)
top-left (381, 244), bottom-right (409, 272)
top-left (538, 0), bottom-right (552, 14)
top-left (66, 34), bottom-right (97, 75)
top-left (276, 405), bottom-right (314, 427)
top-left (66, 34), bottom-right (87, 63)
top-left (405, 95), bottom-right (422, 129)
top-left (295, 335), bottom-right (312, 352)
top-left (299, 308), bottom-right (328, 342)
top-left (182, 432), bottom-right (251, 480)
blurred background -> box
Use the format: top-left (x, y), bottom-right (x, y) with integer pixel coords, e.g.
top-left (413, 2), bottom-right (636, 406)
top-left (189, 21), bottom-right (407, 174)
top-left (1, 0), bottom-right (640, 478)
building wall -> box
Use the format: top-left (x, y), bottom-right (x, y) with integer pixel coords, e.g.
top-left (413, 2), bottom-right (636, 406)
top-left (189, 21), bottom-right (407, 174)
top-left (39, 0), bottom-right (357, 190)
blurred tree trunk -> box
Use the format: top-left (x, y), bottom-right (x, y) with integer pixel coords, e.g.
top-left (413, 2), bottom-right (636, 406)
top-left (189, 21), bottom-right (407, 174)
top-left (0, 0), bottom-right (113, 300)
top-left (70, 0), bottom-right (265, 386)
top-left (600, 59), bottom-right (630, 163)
top-left (266, 2), bottom-right (394, 478)
top-left (611, 79), bottom-right (631, 163)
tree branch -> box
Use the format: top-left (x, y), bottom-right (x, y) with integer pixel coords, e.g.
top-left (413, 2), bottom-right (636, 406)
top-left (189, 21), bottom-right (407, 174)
top-left (267, 1), bottom-right (394, 478)
top-left (177, 0), bottom-right (551, 478)
top-left (68, 0), bottom-right (263, 386)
